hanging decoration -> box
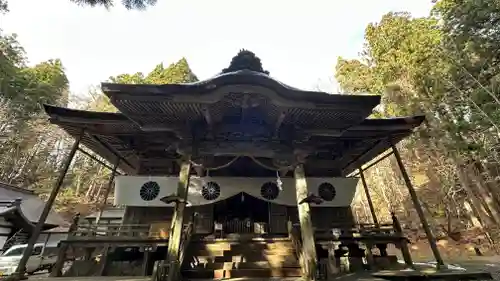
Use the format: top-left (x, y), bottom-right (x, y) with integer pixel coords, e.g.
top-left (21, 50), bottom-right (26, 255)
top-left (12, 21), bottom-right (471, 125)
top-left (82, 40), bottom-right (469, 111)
top-left (248, 155), bottom-right (295, 171)
top-left (190, 156), bottom-right (240, 171)
top-left (276, 170), bottom-right (283, 190)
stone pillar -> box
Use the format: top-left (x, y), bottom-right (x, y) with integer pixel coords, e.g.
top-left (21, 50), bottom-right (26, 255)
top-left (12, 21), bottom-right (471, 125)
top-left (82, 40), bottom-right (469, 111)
top-left (294, 163), bottom-right (317, 281)
top-left (166, 156), bottom-right (191, 281)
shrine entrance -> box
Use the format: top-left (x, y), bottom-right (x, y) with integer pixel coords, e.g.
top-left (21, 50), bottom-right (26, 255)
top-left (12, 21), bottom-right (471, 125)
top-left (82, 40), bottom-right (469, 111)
top-left (213, 192), bottom-right (269, 234)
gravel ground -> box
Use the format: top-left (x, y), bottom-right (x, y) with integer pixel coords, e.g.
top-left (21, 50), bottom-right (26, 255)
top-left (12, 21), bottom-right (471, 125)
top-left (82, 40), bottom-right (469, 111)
top-left (23, 256), bottom-right (500, 281)
top-left (451, 257), bottom-right (500, 281)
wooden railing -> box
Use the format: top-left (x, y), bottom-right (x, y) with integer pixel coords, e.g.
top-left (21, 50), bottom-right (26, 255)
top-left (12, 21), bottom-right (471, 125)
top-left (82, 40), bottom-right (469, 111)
top-left (218, 219), bottom-right (268, 234)
top-left (179, 222), bottom-right (194, 267)
top-left (313, 223), bottom-right (399, 240)
top-left (71, 223), bottom-right (166, 240)
top-left (151, 260), bottom-right (168, 281)
top-left (151, 219), bottom-right (195, 281)
top-left (287, 221), bottom-right (304, 276)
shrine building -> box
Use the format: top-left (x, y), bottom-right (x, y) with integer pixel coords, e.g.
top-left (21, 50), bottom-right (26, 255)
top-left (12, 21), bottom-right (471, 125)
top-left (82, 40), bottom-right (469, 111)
top-left (15, 50), bottom-right (447, 281)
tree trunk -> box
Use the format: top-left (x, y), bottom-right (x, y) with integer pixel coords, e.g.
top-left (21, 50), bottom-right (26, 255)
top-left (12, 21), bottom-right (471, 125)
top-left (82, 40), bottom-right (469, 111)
top-left (75, 173), bottom-right (82, 195)
top-left (457, 164), bottom-right (496, 226)
top-left (466, 164), bottom-right (500, 225)
top-left (473, 162), bottom-right (500, 214)
top-left (463, 200), bottom-right (483, 228)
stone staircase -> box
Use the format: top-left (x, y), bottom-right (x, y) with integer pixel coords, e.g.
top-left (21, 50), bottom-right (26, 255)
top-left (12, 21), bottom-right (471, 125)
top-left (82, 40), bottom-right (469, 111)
top-left (182, 238), bottom-right (302, 279)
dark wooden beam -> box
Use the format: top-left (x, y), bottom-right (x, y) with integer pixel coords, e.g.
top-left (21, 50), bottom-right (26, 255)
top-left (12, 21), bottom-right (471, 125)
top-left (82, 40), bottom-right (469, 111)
top-left (202, 107), bottom-right (213, 128)
top-left (90, 135), bottom-right (137, 171)
top-left (340, 139), bottom-right (383, 171)
top-left (358, 167), bottom-right (379, 226)
top-left (95, 158), bottom-right (120, 224)
top-left (391, 141), bottom-right (444, 268)
top-left (77, 148), bottom-right (123, 175)
top-left (273, 111), bottom-right (287, 138)
top-left (348, 150), bottom-right (394, 177)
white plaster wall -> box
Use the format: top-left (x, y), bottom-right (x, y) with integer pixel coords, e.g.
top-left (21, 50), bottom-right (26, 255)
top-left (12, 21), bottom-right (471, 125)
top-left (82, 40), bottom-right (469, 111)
top-left (115, 176), bottom-right (359, 207)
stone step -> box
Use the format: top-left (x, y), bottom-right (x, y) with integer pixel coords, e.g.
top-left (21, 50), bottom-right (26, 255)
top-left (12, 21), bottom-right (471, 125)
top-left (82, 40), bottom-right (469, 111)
top-left (183, 260), bottom-right (300, 270)
top-left (185, 253), bottom-right (298, 264)
top-left (189, 243), bottom-right (232, 251)
top-left (182, 268), bottom-right (302, 279)
top-left (189, 241), bottom-right (294, 251)
top-left (188, 248), bottom-right (295, 258)
top-left (188, 249), bottom-right (225, 256)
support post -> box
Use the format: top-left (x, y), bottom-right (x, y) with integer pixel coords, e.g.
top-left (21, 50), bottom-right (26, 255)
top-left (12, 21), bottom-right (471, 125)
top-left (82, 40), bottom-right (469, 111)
top-left (15, 131), bottom-right (83, 278)
top-left (50, 213), bottom-right (80, 277)
top-left (391, 212), bottom-right (414, 268)
top-left (294, 163), bottom-right (317, 281)
top-left (95, 158), bottom-right (120, 225)
top-left (358, 167), bottom-right (379, 226)
top-left (142, 250), bottom-right (152, 276)
top-left (391, 142), bottom-right (445, 268)
top-left (98, 246), bottom-right (112, 276)
top-left (166, 156), bottom-right (191, 281)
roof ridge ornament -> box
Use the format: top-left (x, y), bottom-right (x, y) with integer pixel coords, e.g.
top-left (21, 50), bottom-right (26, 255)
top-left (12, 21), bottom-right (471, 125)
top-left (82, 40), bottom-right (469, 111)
top-left (222, 49), bottom-right (270, 75)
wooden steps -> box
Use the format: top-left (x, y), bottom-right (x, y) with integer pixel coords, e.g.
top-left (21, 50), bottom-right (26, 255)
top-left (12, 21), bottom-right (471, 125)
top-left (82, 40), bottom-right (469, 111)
top-left (187, 260), bottom-right (300, 270)
top-left (183, 268), bottom-right (303, 279)
top-left (182, 238), bottom-right (302, 279)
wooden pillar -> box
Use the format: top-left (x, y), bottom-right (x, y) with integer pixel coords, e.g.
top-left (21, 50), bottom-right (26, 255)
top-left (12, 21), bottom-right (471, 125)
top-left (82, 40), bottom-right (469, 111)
top-left (363, 242), bottom-right (375, 269)
top-left (95, 158), bottom-right (120, 225)
top-left (294, 163), bottom-right (317, 281)
top-left (51, 213), bottom-right (81, 277)
top-left (391, 142), bottom-right (445, 268)
top-left (16, 131), bottom-right (83, 278)
top-left (98, 246), bottom-right (112, 276)
top-left (391, 212), bottom-right (414, 268)
top-left (166, 156), bottom-right (191, 281)
top-left (358, 167), bottom-right (379, 226)
top-left (142, 250), bottom-right (152, 276)
top-left (83, 247), bottom-right (94, 261)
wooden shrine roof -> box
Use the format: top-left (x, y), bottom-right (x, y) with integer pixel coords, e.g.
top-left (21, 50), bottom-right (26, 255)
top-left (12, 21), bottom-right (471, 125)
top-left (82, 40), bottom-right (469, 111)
top-left (44, 104), bottom-right (424, 176)
top-left (101, 70), bottom-right (381, 133)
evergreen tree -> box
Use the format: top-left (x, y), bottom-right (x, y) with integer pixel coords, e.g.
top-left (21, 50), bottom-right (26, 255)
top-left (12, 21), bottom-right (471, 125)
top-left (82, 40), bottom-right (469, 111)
top-left (70, 0), bottom-right (156, 9)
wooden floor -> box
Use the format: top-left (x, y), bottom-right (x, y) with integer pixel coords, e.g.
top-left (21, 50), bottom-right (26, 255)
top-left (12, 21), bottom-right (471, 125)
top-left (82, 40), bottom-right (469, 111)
top-left (28, 275), bottom-right (384, 281)
top-left (28, 277), bottom-right (149, 281)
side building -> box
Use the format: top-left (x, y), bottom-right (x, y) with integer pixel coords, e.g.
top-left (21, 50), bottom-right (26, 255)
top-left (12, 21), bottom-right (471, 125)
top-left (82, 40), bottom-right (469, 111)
top-left (0, 182), bottom-right (68, 251)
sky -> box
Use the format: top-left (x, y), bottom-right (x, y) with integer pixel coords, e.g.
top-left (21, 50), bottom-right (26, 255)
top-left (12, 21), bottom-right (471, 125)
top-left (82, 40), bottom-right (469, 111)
top-left (1, 0), bottom-right (434, 97)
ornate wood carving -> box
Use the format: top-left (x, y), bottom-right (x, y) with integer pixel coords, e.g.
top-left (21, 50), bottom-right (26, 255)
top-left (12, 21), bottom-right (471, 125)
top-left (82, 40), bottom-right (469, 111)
top-left (221, 49), bottom-right (270, 75)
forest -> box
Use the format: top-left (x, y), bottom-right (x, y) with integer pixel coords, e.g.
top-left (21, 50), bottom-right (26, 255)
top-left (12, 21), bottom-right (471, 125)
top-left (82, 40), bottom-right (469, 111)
top-left (0, 0), bottom-right (499, 256)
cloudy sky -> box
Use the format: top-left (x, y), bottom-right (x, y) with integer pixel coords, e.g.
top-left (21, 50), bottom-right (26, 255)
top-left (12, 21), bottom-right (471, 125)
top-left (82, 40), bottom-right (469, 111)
top-left (2, 0), bottom-right (434, 96)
